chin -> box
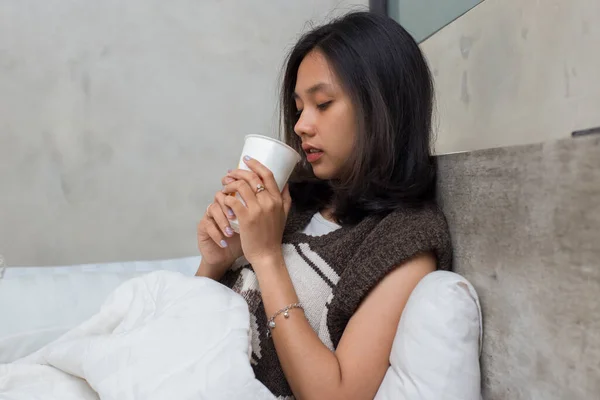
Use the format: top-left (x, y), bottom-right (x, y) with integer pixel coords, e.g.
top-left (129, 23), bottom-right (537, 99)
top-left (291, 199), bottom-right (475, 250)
top-left (311, 164), bottom-right (339, 180)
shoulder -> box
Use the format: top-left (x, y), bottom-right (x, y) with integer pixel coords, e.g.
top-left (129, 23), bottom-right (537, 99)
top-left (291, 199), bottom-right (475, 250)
top-left (380, 202), bottom-right (449, 233)
top-left (347, 202), bottom-right (453, 280)
top-left (382, 204), bottom-right (451, 256)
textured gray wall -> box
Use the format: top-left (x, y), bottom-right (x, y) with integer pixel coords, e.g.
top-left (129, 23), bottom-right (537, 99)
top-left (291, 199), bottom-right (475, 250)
top-left (0, 0), bottom-right (367, 266)
top-left (437, 135), bottom-right (600, 399)
top-left (421, 0), bottom-right (600, 154)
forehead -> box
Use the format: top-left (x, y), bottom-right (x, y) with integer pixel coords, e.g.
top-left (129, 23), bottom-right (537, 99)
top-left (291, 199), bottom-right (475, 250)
top-left (295, 50), bottom-right (338, 91)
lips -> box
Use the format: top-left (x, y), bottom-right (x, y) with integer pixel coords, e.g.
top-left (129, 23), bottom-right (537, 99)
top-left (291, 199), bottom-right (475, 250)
top-left (302, 144), bottom-right (324, 163)
top-left (306, 151), bottom-right (323, 163)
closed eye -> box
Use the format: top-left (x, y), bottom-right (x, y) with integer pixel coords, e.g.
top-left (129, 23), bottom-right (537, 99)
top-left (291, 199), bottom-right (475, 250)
top-left (317, 101), bottom-right (332, 111)
top-left (295, 101), bottom-right (332, 118)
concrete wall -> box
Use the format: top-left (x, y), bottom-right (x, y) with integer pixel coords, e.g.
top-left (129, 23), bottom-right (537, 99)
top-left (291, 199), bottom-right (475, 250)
top-left (421, 0), bottom-right (600, 154)
top-left (437, 134), bottom-right (600, 399)
top-left (0, 0), bottom-right (367, 266)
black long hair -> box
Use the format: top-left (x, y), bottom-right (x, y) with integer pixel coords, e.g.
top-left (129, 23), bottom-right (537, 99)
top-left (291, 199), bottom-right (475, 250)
top-left (280, 11), bottom-right (436, 225)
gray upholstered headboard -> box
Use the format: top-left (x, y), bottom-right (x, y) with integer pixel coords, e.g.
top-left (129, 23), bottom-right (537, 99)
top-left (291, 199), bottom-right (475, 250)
top-left (436, 135), bottom-right (600, 399)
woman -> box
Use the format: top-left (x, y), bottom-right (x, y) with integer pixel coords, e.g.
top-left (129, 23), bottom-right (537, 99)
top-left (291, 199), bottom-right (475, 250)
top-left (196, 11), bottom-right (452, 400)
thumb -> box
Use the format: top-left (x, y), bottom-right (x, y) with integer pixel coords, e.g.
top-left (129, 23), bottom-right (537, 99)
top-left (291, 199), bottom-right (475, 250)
top-left (282, 184), bottom-right (292, 217)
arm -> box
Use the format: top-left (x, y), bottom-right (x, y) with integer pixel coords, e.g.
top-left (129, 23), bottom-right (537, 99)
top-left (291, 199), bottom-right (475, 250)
top-left (253, 252), bottom-right (436, 400)
top-left (194, 258), bottom-right (230, 280)
top-left (222, 157), bottom-right (435, 399)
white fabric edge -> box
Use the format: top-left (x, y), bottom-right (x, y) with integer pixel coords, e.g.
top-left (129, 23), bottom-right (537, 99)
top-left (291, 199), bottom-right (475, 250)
top-left (1, 256), bottom-right (202, 279)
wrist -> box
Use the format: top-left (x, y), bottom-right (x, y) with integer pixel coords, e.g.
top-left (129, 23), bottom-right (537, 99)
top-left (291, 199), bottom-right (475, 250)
top-left (251, 250), bottom-right (285, 272)
top-left (196, 258), bottom-right (230, 280)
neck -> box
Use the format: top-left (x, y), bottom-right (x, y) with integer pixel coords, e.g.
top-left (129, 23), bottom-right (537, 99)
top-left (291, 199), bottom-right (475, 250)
top-left (320, 207), bottom-right (337, 224)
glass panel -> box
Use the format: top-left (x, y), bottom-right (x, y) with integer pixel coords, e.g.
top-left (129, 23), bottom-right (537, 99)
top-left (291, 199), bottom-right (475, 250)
top-left (388, 0), bottom-right (482, 42)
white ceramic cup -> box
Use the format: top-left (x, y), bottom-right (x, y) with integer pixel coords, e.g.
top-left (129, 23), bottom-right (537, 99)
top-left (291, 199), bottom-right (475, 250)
top-left (229, 135), bottom-right (301, 233)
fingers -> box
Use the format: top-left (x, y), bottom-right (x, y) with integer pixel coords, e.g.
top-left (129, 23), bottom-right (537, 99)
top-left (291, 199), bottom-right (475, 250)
top-left (223, 187), bottom-right (250, 218)
top-left (222, 179), bottom-right (259, 210)
top-left (200, 213), bottom-right (229, 249)
top-left (214, 191), bottom-right (236, 222)
top-left (219, 174), bottom-right (238, 219)
top-left (226, 168), bottom-right (267, 196)
top-left (241, 156), bottom-right (279, 194)
top-left (206, 202), bottom-right (235, 239)
top-left (221, 174), bottom-right (236, 186)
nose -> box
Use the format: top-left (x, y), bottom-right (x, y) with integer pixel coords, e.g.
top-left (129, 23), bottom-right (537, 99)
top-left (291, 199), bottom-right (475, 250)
top-left (294, 110), bottom-right (316, 138)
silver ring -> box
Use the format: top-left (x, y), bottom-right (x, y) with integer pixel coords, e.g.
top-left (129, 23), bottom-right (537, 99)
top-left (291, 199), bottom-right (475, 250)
top-left (256, 184), bottom-right (266, 194)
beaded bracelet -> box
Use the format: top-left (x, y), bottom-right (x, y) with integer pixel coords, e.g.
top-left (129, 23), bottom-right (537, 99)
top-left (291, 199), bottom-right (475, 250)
top-left (266, 303), bottom-right (303, 337)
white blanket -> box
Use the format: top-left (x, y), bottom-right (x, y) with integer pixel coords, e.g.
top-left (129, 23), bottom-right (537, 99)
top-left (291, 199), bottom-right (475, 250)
top-left (0, 271), bottom-right (275, 400)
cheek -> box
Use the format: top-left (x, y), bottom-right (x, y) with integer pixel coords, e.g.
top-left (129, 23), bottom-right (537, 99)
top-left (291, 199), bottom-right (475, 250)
top-left (337, 114), bottom-right (356, 159)
top-left (335, 140), bottom-right (354, 165)
top-left (326, 133), bottom-right (354, 172)
top-left (328, 105), bottom-right (356, 144)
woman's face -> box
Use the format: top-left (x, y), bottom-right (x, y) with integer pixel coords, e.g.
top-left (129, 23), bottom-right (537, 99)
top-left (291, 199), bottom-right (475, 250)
top-left (293, 50), bottom-right (357, 180)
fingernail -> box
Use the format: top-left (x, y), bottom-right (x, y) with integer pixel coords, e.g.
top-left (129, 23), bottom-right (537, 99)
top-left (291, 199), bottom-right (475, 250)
top-left (224, 177), bottom-right (234, 184)
top-left (243, 155), bottom-right (251, 161)
top-left (227, 169), bottom-right (232, 173)
top-left (220, 240), bottom-right (228, 248)
top-left (227, 208), bottom-right (235, 218)
top-left (225, 227), bottom-right (234, 236)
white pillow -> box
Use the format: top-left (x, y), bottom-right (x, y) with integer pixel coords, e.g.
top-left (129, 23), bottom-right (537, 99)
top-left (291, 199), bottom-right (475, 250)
top-left (0, 257), bottom-right (200, 363)
top-left (375, 270), bottom-right (483, 400)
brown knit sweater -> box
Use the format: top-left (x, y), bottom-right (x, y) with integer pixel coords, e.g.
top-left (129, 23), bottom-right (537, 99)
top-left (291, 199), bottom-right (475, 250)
top-left (219, 203), bottom-right (453, 399)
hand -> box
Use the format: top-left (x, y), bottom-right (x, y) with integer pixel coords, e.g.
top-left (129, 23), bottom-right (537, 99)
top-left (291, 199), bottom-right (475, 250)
top-left (222, 156), bottom-right (292, 267)
top-left (197, 178), bottom-right (244, 273)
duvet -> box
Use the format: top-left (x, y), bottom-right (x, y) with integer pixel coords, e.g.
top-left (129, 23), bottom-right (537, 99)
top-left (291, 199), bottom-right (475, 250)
top-left (0, 271), bottom-right (275, 400)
